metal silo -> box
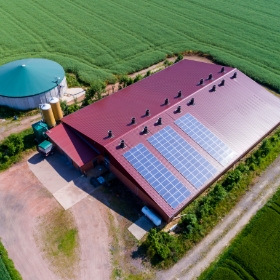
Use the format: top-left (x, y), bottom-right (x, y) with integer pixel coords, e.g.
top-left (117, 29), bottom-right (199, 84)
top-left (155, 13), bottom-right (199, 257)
top-left (40, 103), bottom-right (56, 128)
top-left (49, 97), bottom-right (63, 122)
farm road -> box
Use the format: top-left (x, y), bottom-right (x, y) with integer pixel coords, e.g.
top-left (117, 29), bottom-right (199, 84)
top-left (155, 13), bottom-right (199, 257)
top-left (0, 160), bottom-right (111, 280)
top-left (157, 155), bottom-right (280, 280)
top-left (0, 114), bottom-right (41, 141)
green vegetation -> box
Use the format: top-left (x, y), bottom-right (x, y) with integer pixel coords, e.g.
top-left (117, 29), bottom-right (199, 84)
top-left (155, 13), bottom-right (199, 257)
top-left (199, 187), bottom-right (280, 280)
top-left (0, 105), bottom-right (38, 120)
top-left (143, 126), bottom-right (280, 267)
top-left (60, 100), bottom-right (80, 116)
top-left (82, 81), bottom-right (106, 107)
top-left (0, 240), bottom-right (22, 280)
top-left (35, 208), bottom-right (79, 279)
top-left (0, 128), bottom-right (36, 171)
top-left (0, 1), bottom-right (279, 91)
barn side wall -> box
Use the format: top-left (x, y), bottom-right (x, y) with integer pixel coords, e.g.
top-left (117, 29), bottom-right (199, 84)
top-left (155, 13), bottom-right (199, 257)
top-left (109, 160), bottom-right (170, 222)
top-left (0, 77), bottom-right (67, 110)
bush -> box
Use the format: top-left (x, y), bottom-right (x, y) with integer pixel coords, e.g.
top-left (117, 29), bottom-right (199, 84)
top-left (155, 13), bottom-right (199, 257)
top-left (174, 54), bottom-right (183, 63)
top-left (1, 134), bottom-right (24, 156)
top-left (181, 214), bottom-right (198, 236)
top-left (133, 74), bottom-right (143, 83)
top-left (211, 184), bottom-right (227, 205)
top-left (144, 70), bottom-right (151, 77)
top-left (145, 229), bottom-right (184, 264)
top-left (163, 59), bottom-right (173, 68)
top-left (222, 169), bottom-right (242, 191)
top-left (0, 128), bottom-right (36, 171)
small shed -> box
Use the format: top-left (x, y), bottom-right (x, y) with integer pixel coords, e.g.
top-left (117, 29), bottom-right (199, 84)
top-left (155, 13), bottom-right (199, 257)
top-left (38, 140), bottom-right (53, 156)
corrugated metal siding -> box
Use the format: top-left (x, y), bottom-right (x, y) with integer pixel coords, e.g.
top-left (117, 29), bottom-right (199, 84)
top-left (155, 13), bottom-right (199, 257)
top-left (0, 77), bottom-right (67, 110)
top-left (47, 123), bottom-right (98, 167)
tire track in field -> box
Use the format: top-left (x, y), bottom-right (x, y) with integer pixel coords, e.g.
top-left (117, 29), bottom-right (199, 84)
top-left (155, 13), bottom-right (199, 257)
top-left (66, 0), bottom-right (157, 59)
top-left (183, 0), bottom-right (280, 51)
top-left (65, 0), bottom-right (153, 58)
top-left (235, 0), bottom-right (280, 20)
top-left (28, 0), bottom-right (116, 64)
top-left (123, 0), bottom-right (280, 74)
top-left (163, 0), bottom-right (280, 52)
top-left (5, 0), bottom-right (117, 70)
top-left (0, 5), bottom-right (50, 52)
top-left (144, 0), bottom-right (280, 75)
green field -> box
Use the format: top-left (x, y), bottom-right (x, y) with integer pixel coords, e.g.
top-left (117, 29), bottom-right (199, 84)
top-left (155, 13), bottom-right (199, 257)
top-left (0, 0), bottom-right (279, 90)
top-left (200, 188), bottom-right (280, 280)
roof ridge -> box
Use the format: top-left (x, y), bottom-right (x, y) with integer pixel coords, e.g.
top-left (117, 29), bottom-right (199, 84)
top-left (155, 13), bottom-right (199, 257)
top-left (104, 68), bottom-right (237, 148)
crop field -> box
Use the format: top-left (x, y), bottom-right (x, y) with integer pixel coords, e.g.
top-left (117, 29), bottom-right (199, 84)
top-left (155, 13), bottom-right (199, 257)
top-left (200, 188), bottom-right (280, 280)
top-left (0, 0), bottom-right (279, 89)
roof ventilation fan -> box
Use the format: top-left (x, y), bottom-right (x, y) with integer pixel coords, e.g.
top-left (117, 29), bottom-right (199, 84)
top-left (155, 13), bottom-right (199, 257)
top-left (157, 117), bottom-right (162, 125)
top-left (188, 98), bottom-right (195, 105)
top-left (164, 98), bottom-right (169, 105)
top-left (211, 85), bottom-right (216, 92)
top-left (208, 73), bottom-right (213, 80)
top-left (145, 109), bottom-right (150, 116)
top-left (199, 78), bottom-right (204, 85)
top-left (176, 105), bottom-right (181, 113)
top-left (143, 126), bottom-right (148, 134)
top-left (108, 130), bottom-right (113, 138)
top-left (219, 79), bottom-right (225, 86)
top-left (131, 117), bottom-right (136, 124)
top-left (120, 140), bottom-right (125, 149)
top-left (220, 66), bottom-right (225, 73)
top-left (177, 90), bottom-right (182, 98)
top-left (232, 72), bottom-right (237, 79)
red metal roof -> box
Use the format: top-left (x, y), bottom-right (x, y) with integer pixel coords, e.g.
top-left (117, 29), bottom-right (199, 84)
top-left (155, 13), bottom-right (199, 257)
top-left (62, 60), bottom-right (233, 147)
top-left (47, 123), bottom-right (98, 167)
top-left (52, 60), bottom-right (280, 219)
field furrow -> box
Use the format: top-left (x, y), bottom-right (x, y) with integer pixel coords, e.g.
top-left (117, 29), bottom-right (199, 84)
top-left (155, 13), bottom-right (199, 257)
top-left (0, 0), bottom-right (279, 89)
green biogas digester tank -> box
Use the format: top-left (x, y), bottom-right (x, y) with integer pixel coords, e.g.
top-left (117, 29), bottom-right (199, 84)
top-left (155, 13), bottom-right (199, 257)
top-left (32, 121), bottom-right (48, 143)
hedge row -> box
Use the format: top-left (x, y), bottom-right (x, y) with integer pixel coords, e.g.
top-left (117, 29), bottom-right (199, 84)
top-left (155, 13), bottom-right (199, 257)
top-left (143, 127), bottom-right (280, 268)
top-left (0, 241), bottom-right (21, 280)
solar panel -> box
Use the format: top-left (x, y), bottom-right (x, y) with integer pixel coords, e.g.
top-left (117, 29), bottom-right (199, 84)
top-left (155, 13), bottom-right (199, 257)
top-left (175, 113), bottom-right (235, 166)
top-left (123, 143), bottom-right (191, 209)
top-left (148, 126), bottom-right (217, 189)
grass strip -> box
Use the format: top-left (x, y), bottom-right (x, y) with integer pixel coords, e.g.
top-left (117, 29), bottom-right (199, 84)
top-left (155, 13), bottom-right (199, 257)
top-left (35, 208), bottom-right (79, 279)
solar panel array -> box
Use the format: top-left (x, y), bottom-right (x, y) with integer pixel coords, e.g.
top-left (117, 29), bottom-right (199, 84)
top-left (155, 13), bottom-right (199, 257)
top-left (175, 113), bottom-right (235, 166)
top-left (123, 143), bottom-right (191, 209)
top-left (148, 126), bottom-right (217, 189)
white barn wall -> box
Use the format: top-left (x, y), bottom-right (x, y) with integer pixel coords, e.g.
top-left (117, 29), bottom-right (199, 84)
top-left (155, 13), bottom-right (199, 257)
top-left (0, 77), bottom-right (67, 110)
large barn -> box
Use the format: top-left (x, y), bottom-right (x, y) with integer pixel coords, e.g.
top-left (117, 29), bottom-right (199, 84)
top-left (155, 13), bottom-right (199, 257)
top-left (47, 60), bottom-right (280, 221)
top-left (0, 58), bottom-right (67, 110)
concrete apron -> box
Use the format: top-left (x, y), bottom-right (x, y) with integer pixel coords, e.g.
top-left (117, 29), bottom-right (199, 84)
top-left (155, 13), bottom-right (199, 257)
top-left (128, 216), bottom-right (154, 240)
top-left (27, 152), bottom-right (99, 210)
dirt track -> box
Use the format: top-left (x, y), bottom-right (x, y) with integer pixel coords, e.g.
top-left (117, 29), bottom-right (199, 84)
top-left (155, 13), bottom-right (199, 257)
top-left (0, 160), bottom-right (111, 280)
top-left (0, 114), bottom-right (41, 141)
top-left (157, 155), bottom-right (280, 280)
